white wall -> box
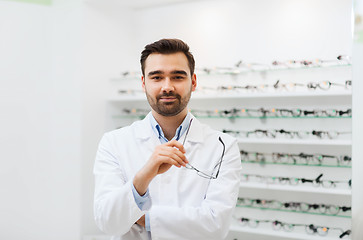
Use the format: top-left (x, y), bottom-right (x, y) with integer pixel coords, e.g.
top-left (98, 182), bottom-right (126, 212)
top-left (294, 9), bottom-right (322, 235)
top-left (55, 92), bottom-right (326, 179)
top-left (132, 0), bottom-right (352, 67)
top-left (80, 1), bottom-right (137, 235)
top-left (0, 1), bottom-right (81, 239)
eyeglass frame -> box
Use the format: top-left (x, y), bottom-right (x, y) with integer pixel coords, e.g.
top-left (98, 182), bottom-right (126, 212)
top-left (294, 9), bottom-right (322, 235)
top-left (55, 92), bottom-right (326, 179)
top-left (182, 118), bottom-right (225, 179)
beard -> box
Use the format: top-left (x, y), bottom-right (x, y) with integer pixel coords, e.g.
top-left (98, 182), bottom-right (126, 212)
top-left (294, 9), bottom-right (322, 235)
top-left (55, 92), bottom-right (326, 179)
top-left (145, 87), bottom-right (192, 117)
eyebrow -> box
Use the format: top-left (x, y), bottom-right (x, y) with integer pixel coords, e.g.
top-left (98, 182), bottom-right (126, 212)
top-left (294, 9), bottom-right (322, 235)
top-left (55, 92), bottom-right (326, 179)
top-left (147, 70), bottom-right (188, 77)
top-left (148, 70), bottom-right (164, 76)
top-left (171, 70), bottom-right (188, 76)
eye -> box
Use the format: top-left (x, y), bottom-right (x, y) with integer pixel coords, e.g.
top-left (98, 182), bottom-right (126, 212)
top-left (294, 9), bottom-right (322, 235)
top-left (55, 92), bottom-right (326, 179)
top-left (151, 76), bottom-right (162, 80)
top-left (173, 75), bottom-right (185, 80)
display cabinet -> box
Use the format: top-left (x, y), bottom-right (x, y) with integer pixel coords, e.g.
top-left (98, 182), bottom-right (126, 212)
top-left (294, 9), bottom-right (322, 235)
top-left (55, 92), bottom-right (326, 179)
top-left (106, 60), bottom-right (352, 240)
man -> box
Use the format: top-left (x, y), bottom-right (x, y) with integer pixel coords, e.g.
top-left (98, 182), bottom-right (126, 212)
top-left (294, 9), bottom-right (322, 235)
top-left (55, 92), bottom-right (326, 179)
top-left (94, 38), bottom-right (242, 240)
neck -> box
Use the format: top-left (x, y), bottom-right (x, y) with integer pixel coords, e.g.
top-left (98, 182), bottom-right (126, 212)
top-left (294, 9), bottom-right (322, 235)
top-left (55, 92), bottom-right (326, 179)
top-left (152, 109), bottom-right (188, 141)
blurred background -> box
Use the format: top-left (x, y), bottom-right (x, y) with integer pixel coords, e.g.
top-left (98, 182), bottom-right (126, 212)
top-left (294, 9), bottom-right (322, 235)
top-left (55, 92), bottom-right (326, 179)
top-left (0, 0), bottom-right (362, 239)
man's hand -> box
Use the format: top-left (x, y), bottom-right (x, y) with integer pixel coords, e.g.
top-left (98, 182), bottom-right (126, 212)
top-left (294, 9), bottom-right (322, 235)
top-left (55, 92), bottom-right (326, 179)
top-left (133, 140), bottom-right (188, 195)
top-left (136, 215), bottom-right (145, 227)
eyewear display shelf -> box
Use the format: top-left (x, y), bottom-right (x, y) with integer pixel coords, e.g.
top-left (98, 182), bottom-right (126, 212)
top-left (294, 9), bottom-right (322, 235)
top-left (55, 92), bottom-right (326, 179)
top-left (106, 63), bottom-right (352, 240)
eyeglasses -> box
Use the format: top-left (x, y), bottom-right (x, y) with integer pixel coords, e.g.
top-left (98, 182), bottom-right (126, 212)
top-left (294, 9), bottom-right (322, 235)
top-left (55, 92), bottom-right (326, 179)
top-left (273, 80), bottom-right (305, 91)
top-left (118, 89), bottom-right (144, 95)
top-left (307, 80), bottom-right (351, 90)
top-left (237, 197), bottom-right (282, 209)
top-left (196, 55), bottom-right (351, 75)
top-left (237, 197), bottom-right (351, 215)
top-left (188, 107), bottom-right (351, 118)
top-left (301, 109), bottom-right (352, 117)
top-left (223, 129), bottom-right (351, 140)
top-left (118, 56), bottom-right (351, 80)
top-left (194, 80), bottom-right (352, 94)
top-left (234, 216), bottom-right (351, 238)
top-left (312, 130), bottom-right (351, 139)
top-left (182, 118), bottom-right (225, 179)
top-left (241, 173), bottom-right (351, 189)
top-left (120, 107), bottom-right (352, 119)
top-left (122, 108), bottom-right (150, 116)
top-left (240, 150), bottom-right (351, 167)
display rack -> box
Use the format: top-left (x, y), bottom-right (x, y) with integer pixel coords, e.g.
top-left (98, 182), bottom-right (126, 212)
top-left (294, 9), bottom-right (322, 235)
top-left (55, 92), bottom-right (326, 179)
top-left (106, 61), bottom-right (352, 240)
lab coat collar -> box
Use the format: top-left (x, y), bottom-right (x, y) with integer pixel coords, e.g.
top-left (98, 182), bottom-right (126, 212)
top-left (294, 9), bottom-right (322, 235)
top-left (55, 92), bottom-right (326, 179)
top-left (135, 111), bottom-right (203, 144)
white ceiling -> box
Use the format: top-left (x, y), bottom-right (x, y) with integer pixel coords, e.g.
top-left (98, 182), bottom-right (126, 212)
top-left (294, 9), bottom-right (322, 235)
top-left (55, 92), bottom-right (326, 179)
top-left (85, 0), bottom-right (211, 10)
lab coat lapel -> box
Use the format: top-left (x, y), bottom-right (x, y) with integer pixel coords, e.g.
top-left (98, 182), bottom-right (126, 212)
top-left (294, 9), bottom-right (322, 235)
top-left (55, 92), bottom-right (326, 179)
top-left (134, 112), bottom-right (160, 154)
top-left (184, 114), bottom-right (204, 145)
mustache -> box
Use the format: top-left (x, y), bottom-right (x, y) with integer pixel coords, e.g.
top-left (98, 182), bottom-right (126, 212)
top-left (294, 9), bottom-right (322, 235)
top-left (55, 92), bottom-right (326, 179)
top-left (156, 92), bottom-right (181, 100)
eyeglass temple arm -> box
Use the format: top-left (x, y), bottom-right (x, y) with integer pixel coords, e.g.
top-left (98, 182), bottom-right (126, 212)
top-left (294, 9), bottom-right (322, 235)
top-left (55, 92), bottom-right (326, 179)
top-left (315, 173), bottom-right (323, 183)
top-left (214, 137), bottom-right (225, 179)
top-left (339, 229), bottom-right (351, 238)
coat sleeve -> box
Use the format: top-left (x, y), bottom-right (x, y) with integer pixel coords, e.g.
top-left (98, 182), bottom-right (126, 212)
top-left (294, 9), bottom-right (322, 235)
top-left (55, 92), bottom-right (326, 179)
top-left (149, 139), bottom-right (242, 240)
top-left (93, 132), bottom-right (148, 235)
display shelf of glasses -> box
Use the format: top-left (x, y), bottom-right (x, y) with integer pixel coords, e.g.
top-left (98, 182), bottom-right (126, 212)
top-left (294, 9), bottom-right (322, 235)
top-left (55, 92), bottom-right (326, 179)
top-left (111, 106), bottom-right (352, 120)
top-left (112, 56), bottom-right (351, 81)
top-left (227, 223), bottom-right (351, 240)
top-left (107, 56), bottom-right (352, 240)
top-left (235, 205), bottom-right (351, 219)
top-left (240, 151), bottom-right (352, 168)
top-left (226, 202), bottom-right (352, 240)
top-left (192, 89), bottom-right (352, 99)
top-left (238, 182), bottom-right (351, 196)
top-left (236, 138), bottom-right (351, 146)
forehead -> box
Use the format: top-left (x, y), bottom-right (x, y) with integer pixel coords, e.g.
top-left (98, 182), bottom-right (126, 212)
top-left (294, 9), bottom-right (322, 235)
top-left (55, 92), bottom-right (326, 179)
top-left (144, 52), bottom-right (190, 74)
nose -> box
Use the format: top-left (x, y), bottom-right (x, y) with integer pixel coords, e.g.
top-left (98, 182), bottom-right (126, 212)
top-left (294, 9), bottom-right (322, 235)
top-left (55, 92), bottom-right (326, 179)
top-left (161, 77), bottom-right (174, 93)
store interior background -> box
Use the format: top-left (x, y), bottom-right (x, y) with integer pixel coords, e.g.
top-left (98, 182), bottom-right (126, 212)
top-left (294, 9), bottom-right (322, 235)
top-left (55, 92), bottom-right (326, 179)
top-left (0, 0), bottom-right (362, 239)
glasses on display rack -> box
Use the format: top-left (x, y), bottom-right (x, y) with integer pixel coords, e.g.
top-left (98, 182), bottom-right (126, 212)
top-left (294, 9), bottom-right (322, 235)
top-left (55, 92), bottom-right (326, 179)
top-left (273, 80), bottom-right (305, 91)
top-left (307, 80), bottom-right (352, 90)
top-left (234, 216), bottom-right (351, 238)
top-left (241, 173), bottom-right (351, 189)
top-left (120, 71), bottom-right (141, 77)
top-left (315, 55), bottom-right (352, 65)
top-left (236, 217), bottom-right (270, 228)
top-left (118, 89), bottom-right (144, 95)
top-left (240, 150), bottom-right (351, 167)
top-left (301, 108), bottom-right (352, 117)
top-left (182, 118), bottom-right (225, 179)
top-left (223, 129), bottom-right (352, 140)
top-left (194, 80), bottom-right (352, 94)
top-left (218, 84), bottom-right (269, 92)
top-left (237, 197), bottom-right (351, 216)
top-left (122, 108), bottom-right (150, 116)
top-left (235, 60), bottom-right (271, 70)
top-left (117, 55), bottom-right (351, 81)
top-left (311, 130), bottom-right (352, 139)
top-left (272, 152), bottom-right (351, 166)
top-left (196, 55), bottom-right (351, 75)
top-left (286, 203), bottom-right (351, 215)
top-left (187, 107), bottom-right (352, 118)
top-left (119, 107), bottom-right (352, 119)
top-left (237, 197), bottom-right (281, 209)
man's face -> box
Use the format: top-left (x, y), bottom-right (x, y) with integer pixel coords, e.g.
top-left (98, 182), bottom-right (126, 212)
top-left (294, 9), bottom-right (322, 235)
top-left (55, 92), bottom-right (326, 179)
top-left (142, 52), bottom-right (196, 117)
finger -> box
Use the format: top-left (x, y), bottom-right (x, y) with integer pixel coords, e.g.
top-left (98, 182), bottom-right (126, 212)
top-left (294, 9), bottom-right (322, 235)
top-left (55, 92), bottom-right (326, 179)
top-left (158, 144), bottom-right (187, 162)
top-left (158, 148), bottom-right (188, 166)
top-left (166, 140), bottom-right (186, 153)
top-left (158, 155), bottom-right (182, 168)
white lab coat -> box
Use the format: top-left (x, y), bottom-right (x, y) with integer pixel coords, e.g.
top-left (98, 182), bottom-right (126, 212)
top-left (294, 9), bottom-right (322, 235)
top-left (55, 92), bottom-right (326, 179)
top-left (94, 112), bottom-right (242, 240)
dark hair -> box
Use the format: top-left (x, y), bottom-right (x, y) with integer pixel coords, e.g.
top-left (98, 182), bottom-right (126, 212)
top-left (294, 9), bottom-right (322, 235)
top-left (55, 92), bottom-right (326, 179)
top-left (140, 38), bottom-right (195, 76)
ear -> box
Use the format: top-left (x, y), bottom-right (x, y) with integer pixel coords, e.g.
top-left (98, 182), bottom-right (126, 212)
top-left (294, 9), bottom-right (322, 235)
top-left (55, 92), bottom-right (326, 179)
top-left (141, 75), bottom-right (146, 92)
top-left (191, 73), bottom-right (197, 92)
